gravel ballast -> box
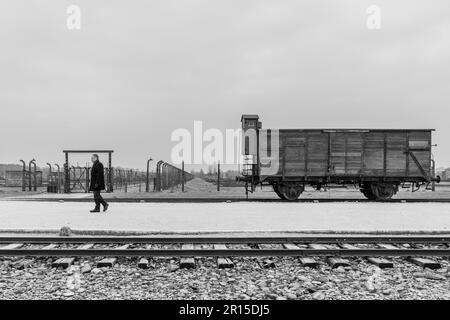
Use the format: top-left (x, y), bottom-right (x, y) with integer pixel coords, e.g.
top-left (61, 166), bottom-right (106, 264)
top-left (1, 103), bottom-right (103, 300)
top-left (0, 257), bottom-right (449, 300)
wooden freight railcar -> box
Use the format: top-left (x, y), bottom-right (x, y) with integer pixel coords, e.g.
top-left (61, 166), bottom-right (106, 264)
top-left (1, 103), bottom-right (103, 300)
top-left (238, 115), bottom-right (439, 200)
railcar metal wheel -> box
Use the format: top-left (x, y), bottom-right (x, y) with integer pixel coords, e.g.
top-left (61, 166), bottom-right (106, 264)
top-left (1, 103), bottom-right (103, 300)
top-left (360, 184), bottom-right (377, 200)
top-left (361, 189), bottom-right (377, 200)
top-left (370, 183), bottom-right (396, 201)
top-left (273, 184), bottom-right (286, 200)
top-left (278, 184), bottom-right (304, 201)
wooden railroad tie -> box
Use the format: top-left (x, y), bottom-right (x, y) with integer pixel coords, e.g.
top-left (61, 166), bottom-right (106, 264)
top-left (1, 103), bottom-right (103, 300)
top-left (97, 244), bottom-right (129, 268)
top-left (338, 243), bottom-right (394, 268)
top-left (308, 244), bottom-right (350, 268)
top-left (1, 243), bottom-right (23, 250)
top-left (367, 257), bottom-right (394, 269)
top-left (257, 244), bottom-right (276, 268)
top-left (339, 243), bottom-right (359, 250)
top-left (180, 244), bottom-right (195, 269)
top-left (52, 243), bottom-right (96, 268)
top-left (407, 257), bottom-right (441, 270)
top-left (137, 245), bottom-right (153, 269)
top-left (77, 244), bottom-right (94, 250)
top-left (138, 258), bottom-right (149, 269)
top-left (52, 258), bottom-right (75, 269)
top-left (213, 245), bottom-right (234, 269)
top-left (283, 243), bottom-right (319, 268)
top-left (377, 243), bottom-right (399, 250)
top-left (42, 244), bottom-right (58, 250)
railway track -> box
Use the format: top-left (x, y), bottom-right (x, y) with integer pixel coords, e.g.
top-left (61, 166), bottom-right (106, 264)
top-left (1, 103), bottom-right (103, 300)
top-left (5, 197), bottom-right (450, 203)
top-left (0, 235), bottom-right (449, 270)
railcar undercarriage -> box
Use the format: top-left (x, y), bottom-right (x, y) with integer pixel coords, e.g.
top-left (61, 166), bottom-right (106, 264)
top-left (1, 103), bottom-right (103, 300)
top-left (238, 176), bottom-right (439, 201)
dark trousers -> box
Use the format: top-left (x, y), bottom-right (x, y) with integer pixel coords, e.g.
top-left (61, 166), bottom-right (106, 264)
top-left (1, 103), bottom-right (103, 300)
top-left (93, 191), bottom-right (107, 209)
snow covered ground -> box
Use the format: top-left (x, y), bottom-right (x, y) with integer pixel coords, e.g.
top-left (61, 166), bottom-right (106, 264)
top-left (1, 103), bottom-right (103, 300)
top-left (0, 201), bottom-right (449, 233)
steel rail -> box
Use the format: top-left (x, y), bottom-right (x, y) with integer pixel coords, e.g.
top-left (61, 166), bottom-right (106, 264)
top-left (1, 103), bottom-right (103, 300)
top-left (5, 198), bottom-right (450, 203)
top-left (0, 236), bottom-right (449, 244)
top-left (0, 248), bottom-right (449, 257)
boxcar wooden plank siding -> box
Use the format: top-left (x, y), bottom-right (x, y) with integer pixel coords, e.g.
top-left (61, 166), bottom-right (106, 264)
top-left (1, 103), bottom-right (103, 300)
top-left (307, 132), bottom-right (328, 177)
top-left (240, 115), bottom-right (436, 201)
top-left (270, 129), bottom-right (432, 180)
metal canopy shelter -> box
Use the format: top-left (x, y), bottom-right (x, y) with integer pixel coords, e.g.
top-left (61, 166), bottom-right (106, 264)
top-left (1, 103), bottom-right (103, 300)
top-left (63, 150), bottom-right (114, 193)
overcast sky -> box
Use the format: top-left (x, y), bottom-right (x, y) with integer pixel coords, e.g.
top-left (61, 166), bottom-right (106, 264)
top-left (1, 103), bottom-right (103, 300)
top-left (0, 0), bottom-right (449, 170)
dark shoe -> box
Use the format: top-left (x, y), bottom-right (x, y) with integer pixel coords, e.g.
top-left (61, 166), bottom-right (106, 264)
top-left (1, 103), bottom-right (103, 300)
top-left (90, 208), bottom-right (100, 213)
top-left (103, 203), bottom-right (109, 212)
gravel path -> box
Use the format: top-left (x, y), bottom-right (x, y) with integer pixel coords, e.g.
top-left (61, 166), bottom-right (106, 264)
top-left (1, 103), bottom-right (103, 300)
top-left (1, 257), bottom-right (449, 300)
top-left (1, 201), bottom-right (450, 233)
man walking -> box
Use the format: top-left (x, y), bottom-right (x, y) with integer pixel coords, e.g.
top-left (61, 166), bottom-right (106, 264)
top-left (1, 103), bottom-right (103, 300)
top-left (89, 154), bottom-right (109, 213)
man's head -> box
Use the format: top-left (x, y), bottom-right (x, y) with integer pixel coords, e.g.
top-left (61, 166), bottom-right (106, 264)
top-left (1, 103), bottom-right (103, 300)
top-left (91, 154), bottom-right (99, 163)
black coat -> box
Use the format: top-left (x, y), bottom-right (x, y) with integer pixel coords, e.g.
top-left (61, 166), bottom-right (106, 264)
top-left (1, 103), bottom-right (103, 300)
top-left (89, 161), bottom-right (106, 191)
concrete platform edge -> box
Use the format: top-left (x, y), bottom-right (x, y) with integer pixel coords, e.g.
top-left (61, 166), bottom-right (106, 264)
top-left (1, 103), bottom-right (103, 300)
top-left (0, 229), bottom-right (450, 237)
